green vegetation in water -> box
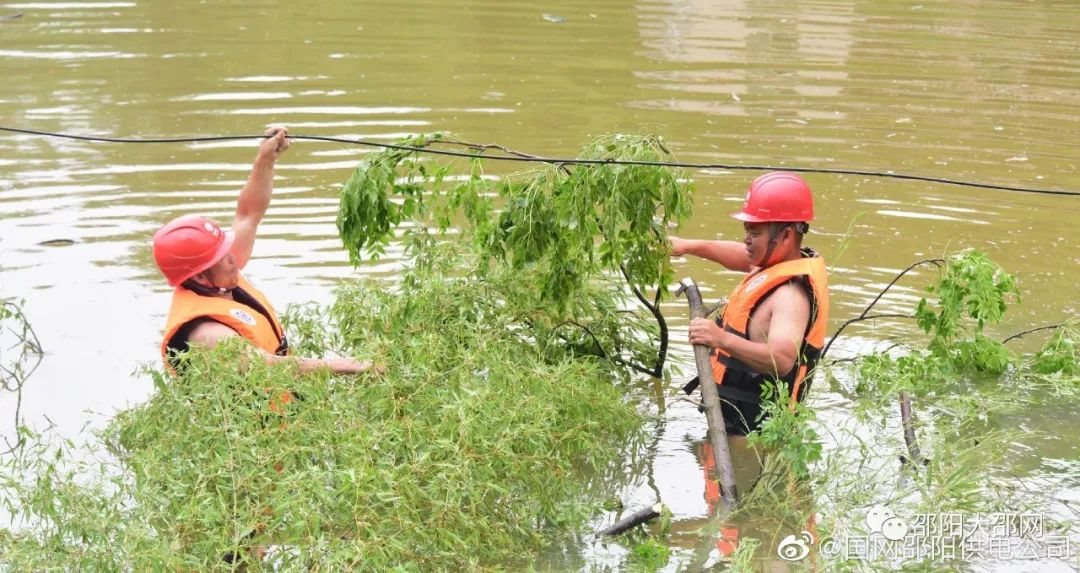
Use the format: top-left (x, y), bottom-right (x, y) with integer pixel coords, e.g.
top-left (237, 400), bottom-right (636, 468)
top-left (0, 298), bottom-right (42, 391)
top-left (1030, 322), bottom-right (1079, 377)
top-left (595, 505), bottom-right (674, 572)
top-left (746, 380), bottom-right (822, 481)
top-left (722, 536), bottom-right (763, 573)
top-left (0, 134), bottom-right (693, 571)
top-left (337, 133), bottom-right (692, 378)
top-left (0, 261), bottom-right (646, 571)
top-left (628, 537), bottom-right (671, 571)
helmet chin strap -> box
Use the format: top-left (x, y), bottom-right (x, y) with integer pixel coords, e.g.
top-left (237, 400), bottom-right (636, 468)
top-left (755, 223), bottom-right (788, 268)
top-left (183, 276), bottom-right (235, 297)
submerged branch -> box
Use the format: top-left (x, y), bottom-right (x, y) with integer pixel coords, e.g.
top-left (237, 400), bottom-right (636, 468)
top-left (598, 503), bottom-right (664, 537)
top-left (899, 391), bottom-right (928, 468)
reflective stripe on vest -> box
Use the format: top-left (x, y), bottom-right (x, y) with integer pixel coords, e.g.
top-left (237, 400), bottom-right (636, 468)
top-left (708, 249), bottom-right (829, 406)
top-left (160, 275), bottom-right (288, 362)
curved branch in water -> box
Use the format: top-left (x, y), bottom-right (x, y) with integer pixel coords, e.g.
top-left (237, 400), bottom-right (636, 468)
top-left (1001, 324), bottom-right (1064, 344)
top-left (821, 258), bottom-right (944, 361)
top-left (821, 313), bottom-right (916, 360)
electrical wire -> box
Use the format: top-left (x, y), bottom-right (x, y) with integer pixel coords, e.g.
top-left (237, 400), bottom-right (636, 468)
top-left (1, 125), bottom-right (1076, 197)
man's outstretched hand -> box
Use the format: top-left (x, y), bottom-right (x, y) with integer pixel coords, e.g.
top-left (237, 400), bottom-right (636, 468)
top-left (327, 357), bottom-right (386, 376)
top-left (258, 125), bottom-right (290, 162)
top-left (669, 236), bottom-right (689, 257)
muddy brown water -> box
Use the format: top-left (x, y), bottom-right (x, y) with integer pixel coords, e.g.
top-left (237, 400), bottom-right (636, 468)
top-left (1, 1), bottom-right (1077, 570)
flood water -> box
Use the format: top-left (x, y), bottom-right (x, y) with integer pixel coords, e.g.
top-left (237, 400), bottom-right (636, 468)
top-left (1, 1), bottom-right (1078, 570)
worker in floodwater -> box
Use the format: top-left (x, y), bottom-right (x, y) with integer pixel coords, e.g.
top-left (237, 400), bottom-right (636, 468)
top-left (672, 172), bottom-right (829, 557)
top-left (673, 171), bottom-right (829, 439)
top-left (152, 126), bottom-right (380, 375)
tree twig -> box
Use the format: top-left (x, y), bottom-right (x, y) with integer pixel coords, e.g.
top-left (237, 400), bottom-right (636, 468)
top-left (552, 320), bottom-right (656, 377)
top-left (554, 320), bottom-right (609, 359)
top-left (824, 313), bottom-right (914, 354)
top-left (0, 300), bottom-right (44, 455)
top-left (435, 138), bottom-right (577, 175)
top-left (1001, 324), bottom-right (1064, 344)
top-left (620, 265), bottom-right (667, 378)
top-left (676, 396), bottom-right (704, 409)
top-left (821, 258), bottom-right (944, 360)
top-left (0, 387), bottom-right (24, 455)
top-left (434, 138), bottom-right (541, 160)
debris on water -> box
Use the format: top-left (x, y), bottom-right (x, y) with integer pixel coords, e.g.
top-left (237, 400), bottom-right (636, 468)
top-left (1, 12), bottom-right (23, 20)
top-left (38, 239), bottom-right (75, 247)
top-left (598, 503), bottom-right (664, 537)
top-left (542, 13), bottom-right (566, 23)
top-left (731, 92), bottom-right (741, 102)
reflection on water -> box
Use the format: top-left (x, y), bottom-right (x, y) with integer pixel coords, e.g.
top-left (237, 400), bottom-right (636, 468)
top-left (1, 0), bottom-right (1077, 569)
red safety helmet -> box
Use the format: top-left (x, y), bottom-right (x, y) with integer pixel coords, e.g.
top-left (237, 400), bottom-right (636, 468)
top-left (731, 172), bottom-right (814, 223)
top-left (152, 215), bottom-right (234, 287)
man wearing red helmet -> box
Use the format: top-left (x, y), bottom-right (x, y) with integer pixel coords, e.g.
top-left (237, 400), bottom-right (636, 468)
top-left (153, 127), bottom-right (376, 375)
top-left (672, 172), bottom-right (829, 437)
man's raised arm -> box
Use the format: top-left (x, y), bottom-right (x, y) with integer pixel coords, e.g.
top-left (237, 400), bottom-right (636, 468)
top-left (232, 126), bottom-right (290, 270)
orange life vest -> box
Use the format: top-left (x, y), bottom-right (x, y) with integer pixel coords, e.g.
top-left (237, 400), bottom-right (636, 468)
top-left (709, 248), bottom-right (829, 406)
top-left (160, 275), bottom-right (289, 363)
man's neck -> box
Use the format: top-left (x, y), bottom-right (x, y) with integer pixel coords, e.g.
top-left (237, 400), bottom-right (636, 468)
top-left (760, 247), bottom-right (803, 269)
top-left (186, 281), bottom-right (235, 300)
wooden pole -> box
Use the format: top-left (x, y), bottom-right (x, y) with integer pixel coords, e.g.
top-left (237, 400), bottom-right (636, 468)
top-left (677, 278), bottom-right (738, 505)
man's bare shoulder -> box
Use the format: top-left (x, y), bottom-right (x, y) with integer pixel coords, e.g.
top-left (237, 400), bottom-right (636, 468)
top-left (188, 320), bottom-right (240, 348)
top-left (765, 281), bottom-right (812, 312)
